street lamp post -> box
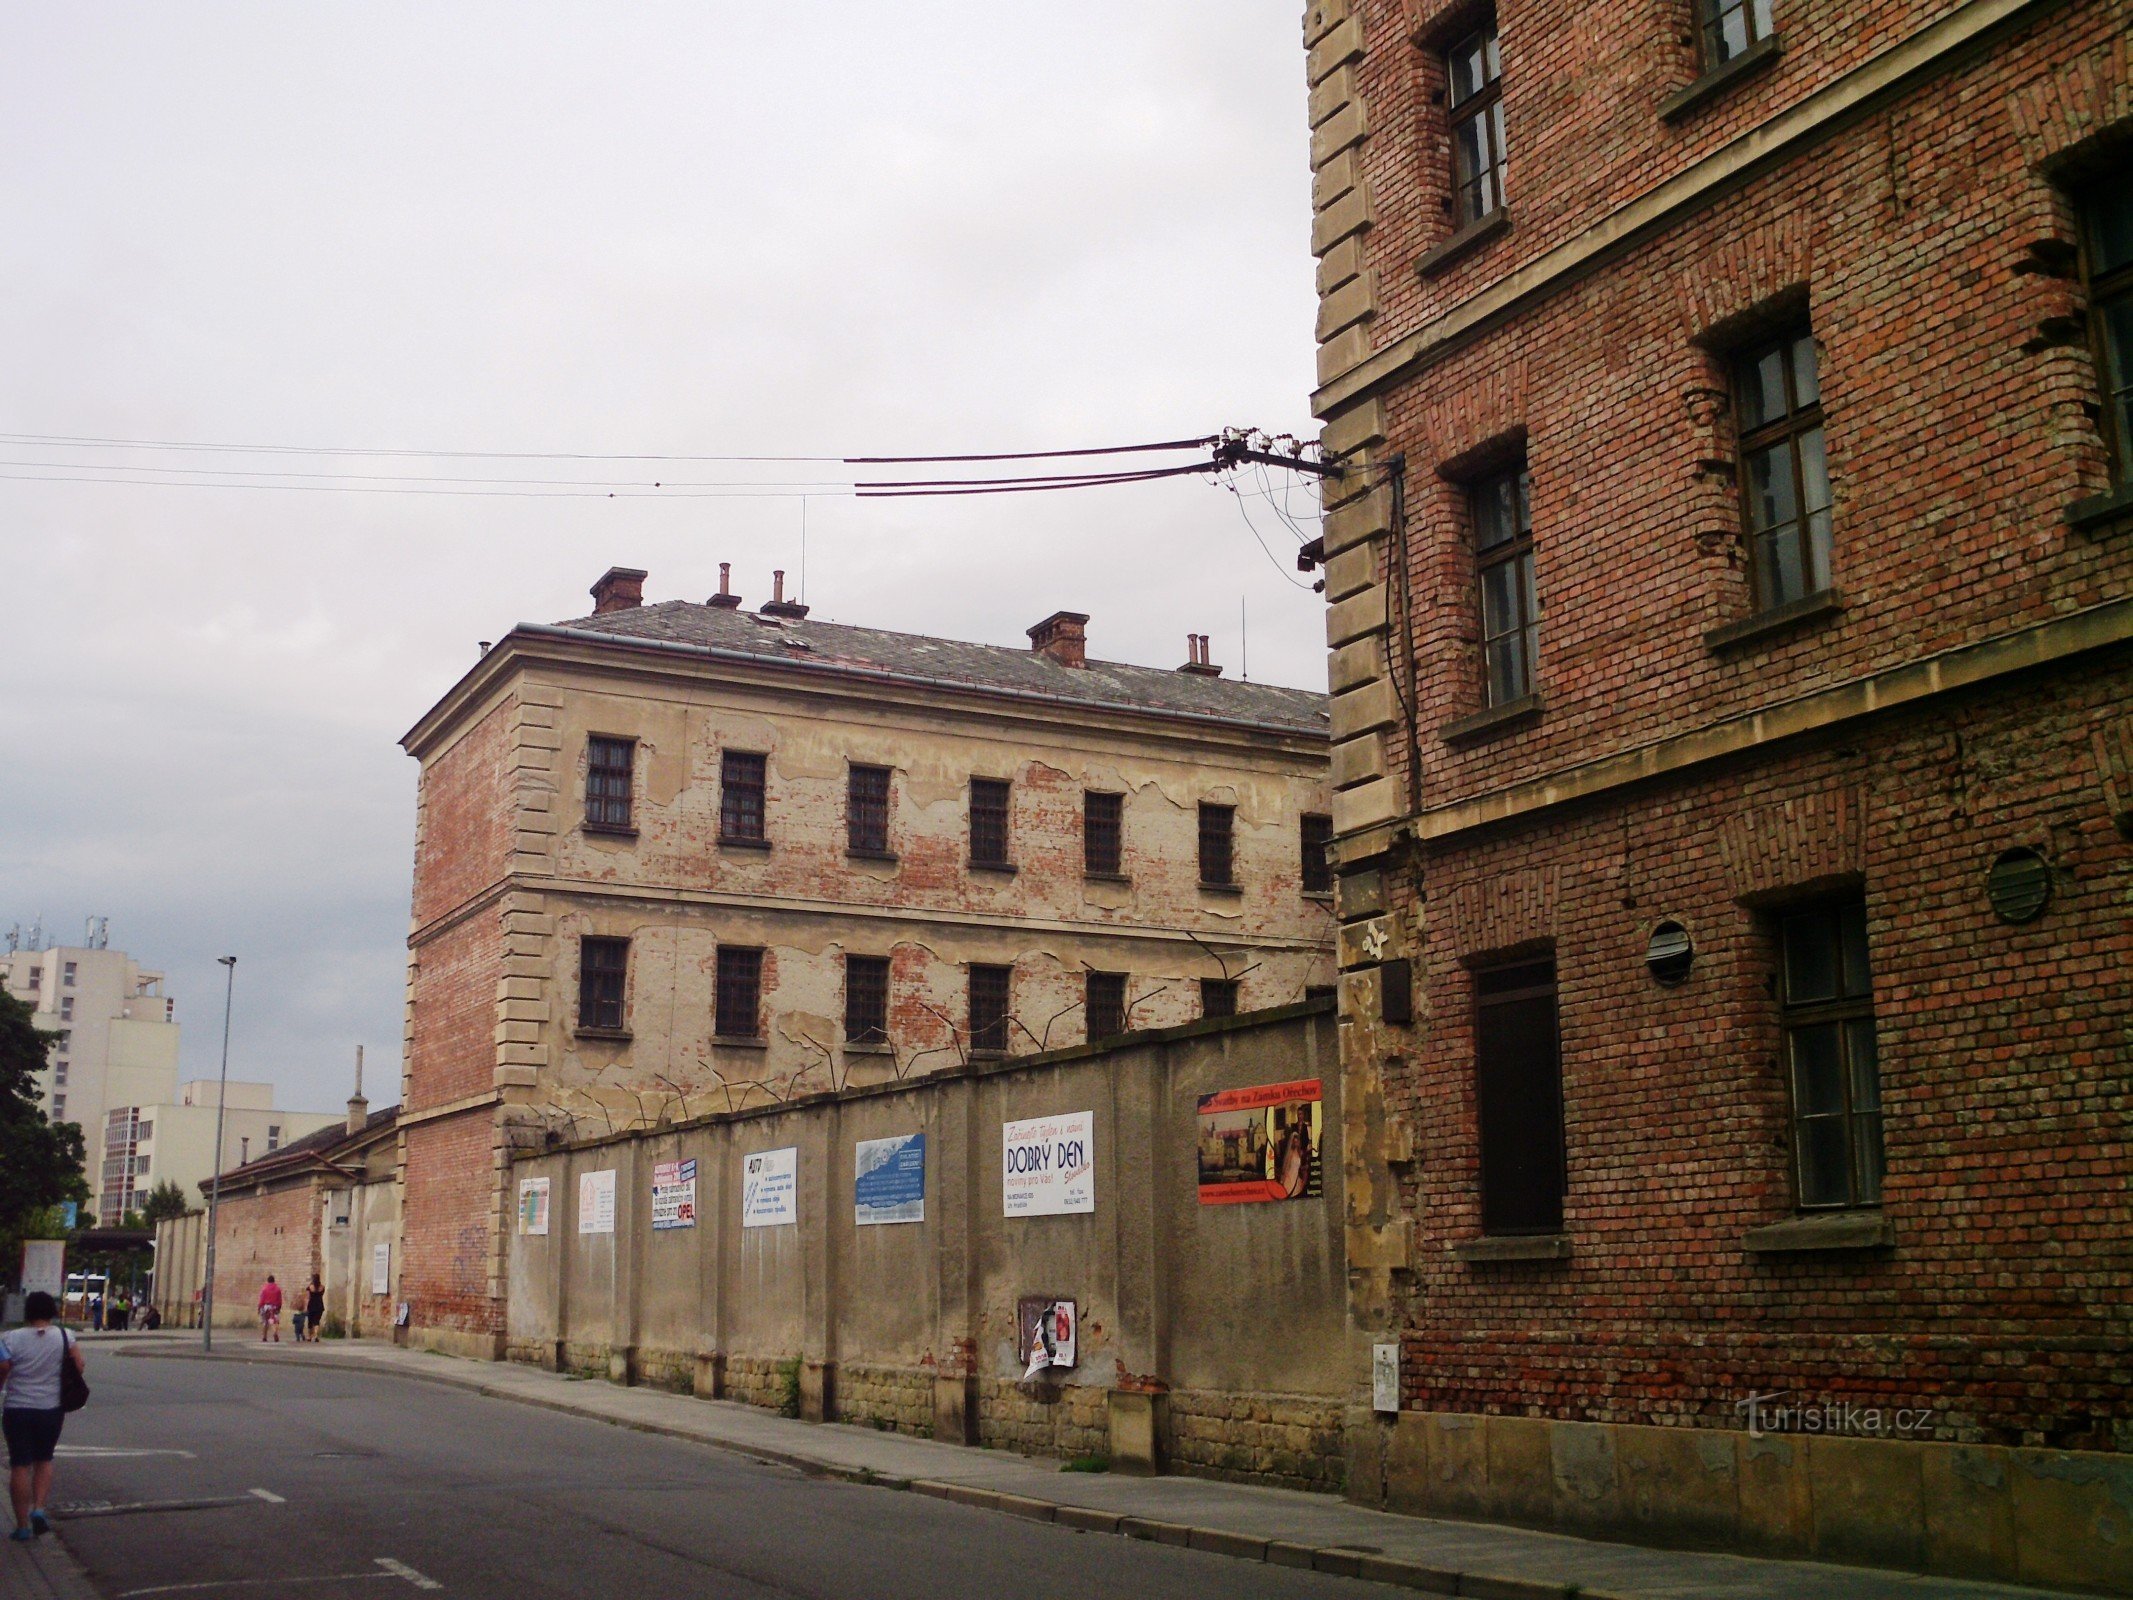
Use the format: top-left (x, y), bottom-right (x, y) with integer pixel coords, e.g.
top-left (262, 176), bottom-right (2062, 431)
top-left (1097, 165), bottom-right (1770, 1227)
top-left (201, 956), bottom-right (236, 1352)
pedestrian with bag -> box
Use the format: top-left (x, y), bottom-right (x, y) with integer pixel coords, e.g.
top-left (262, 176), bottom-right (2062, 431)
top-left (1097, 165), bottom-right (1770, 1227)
top-left (1, 1291), bottom-right (89, 1542)
top-left (303, 1276), bottom-right (326, 1343)
top-left (257, 1275), bottom-right (283, 1342)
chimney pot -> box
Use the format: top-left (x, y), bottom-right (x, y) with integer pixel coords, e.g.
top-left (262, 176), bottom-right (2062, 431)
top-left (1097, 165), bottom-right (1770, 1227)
top-left (759, 566), bottom-right (811, 619)
top-left (709, 560), bottom-right (742, 608)
top-left (1027, 610), bottom-right (1091, 669)
top-left (1179, 632), bottom-right (1224, 676)
top-left (590, 566), bottom-right (648, 615)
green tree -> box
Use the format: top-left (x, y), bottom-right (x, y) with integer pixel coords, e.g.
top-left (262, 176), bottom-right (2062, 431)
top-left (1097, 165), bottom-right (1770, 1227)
top-left (141, 1178), bottom-right (190, 1225)
top-left (0, 991), bottom-right (90, 1262)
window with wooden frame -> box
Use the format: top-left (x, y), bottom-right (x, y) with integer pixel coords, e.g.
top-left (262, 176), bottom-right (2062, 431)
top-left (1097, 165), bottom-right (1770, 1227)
top-left (1086, 971), bottom-right (1128, 1042)
top-left (1300, 813), bottom-right (1335, 894)
top-left (1697, 0), bottom-right (1774, 69)
top-left (578, 936), bottom-right (629, 1033)
top-left (848, 763), bottom-right (892, 857)
top-left (1198, 802), bottom-right (1236, 887)
top-left (585, 736), bottom-right (635, 832)
top-left (844, 954), bottom-right (890, 1046)
top-left (1084, 790), bottom-right (1124, 877)
top-left (1734, 327), bottom-right (1832, 613)
top-left (969, 778), bottom-right (1012, 869)
top-left (968, 963), bottom-right (1011, 1055)
top-left (720, 750), bottom-right (768, 843)
top-left (1776, 898), bottom-right (1883, 1210)
top-left (2082, 179), bottom-right (2133, 486)
top-left (1473, 465), bottom-right (1537, 706)
top-left (1446, 19), bottom-right (1506, 227)
top-left (715, 945), bottom-right (764, 1040)
top-left (1473, 958), bottom-right (1564, 1235)
top-left (1200, 977), bottom-right (1239, 1021)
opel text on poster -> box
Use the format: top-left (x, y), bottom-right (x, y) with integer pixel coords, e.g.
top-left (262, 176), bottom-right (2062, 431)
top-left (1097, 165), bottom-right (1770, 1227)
top-left (741, 1146), bottom-right (798, 1228)
top-left (1196, 1079), bottom-right (1323, 1204)
top-left (651, 1159), bottom-right (698, 1230)
top-left (1002, 1111), bottom-right (1095, 1216)
top-left (854, 1133), bottom-right (925, 1225)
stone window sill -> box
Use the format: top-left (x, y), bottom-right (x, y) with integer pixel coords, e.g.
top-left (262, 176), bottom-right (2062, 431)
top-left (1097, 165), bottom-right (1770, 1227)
top-left (970, 1048), bottom-right (1008, 1062)
top-left (582, 822), bottom-right (638, 839)
top-left (1302, 889), bottom-right (1335, 903)
top-left (969, 859), bottom-right (1018, 875)
top-left (1439, 693), bottom-right (1543, 746)
top-left (1744, 1211), bottom-right (1893, 1254)
top-left (711, 1035), bottom-right (767, 1051)
top-left (2067, 483), bottom-right (2133, 533)
top-left (847, 848), bottom-right (899, 864)
top-left (1416, 206), bottom-right (1510, 278)
top-left (1084, 872), bottom-right (1133, 885)
top-left (1704, 587), bottom-right (1844, 652)
top-left (1453, 1234), bottom-right (1572, 1263)
top-left (1198, 880), bottom-right (1244, 895)
top-left (1659, 34), bottom-right (1782, 122)
top-left (574, 1027), bottom-right (632, 1044)
top-left (842, 1041), bottom-right (893, 1056)
top-left (718, 834), bottom-right (771, 851)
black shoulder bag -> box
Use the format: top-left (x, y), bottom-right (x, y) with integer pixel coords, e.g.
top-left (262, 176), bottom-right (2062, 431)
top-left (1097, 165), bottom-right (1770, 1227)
top-left (60, 1330), bottom-right (89, 1413)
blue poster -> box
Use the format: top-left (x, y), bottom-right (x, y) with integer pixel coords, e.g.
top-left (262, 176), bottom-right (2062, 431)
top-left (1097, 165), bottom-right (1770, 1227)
top-left (854, 1133), bottom-right (925, 1226)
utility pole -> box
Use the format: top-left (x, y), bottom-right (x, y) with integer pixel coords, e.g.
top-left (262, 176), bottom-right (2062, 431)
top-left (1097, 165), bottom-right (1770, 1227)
top-left (201, 956), bottom-right (236, 1352)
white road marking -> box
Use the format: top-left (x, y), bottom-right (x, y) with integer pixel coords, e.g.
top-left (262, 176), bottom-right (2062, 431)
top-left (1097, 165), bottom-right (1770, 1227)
top-left (248, 1488), bottom-right (286, 1503)
top-left (56, 1445), bottom-right (197, 1458)
top-left (375, 1559), bottom-right (443, 1590)
top-left (118, 1576), bottom-right (396, 1596)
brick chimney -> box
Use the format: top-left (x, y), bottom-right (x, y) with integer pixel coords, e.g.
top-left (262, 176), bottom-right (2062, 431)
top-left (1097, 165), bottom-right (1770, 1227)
top-left (1027, 611), bottom-right (1090, 668)
top-left (760, 569), bottom-right (811, 620)
top-left (590, 566), bottom-right (647, 614)
top-left (709, 562), bottom-right (743, 609)
top-left (346, 1045), bottom-right (369, 1137)
top-left (1178, 633), bottom-right (1224, 677)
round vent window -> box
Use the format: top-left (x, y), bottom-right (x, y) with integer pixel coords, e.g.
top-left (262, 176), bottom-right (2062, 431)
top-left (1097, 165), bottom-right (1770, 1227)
top-left (1987, 848), bottom-right (2052, 924)
top-left (1645, 921), bottom-right (1694, 985)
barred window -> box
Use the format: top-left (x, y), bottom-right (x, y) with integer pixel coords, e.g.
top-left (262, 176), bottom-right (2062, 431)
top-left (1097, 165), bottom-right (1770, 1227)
top-left (1698, 0), bottom-right (1774, 69)
top-left (1735, 328), bottom-right (1833, 612)
top-left (1447, 20), bottom-right (1506, 227)
top-left (1086, 971), bottom-right (1128, 1042)
top-left (2083, 179), bottom-right (2133, 485)
top-left (1198, 803), bottom-right (1236, 886)
top-left (716, 945), bottom-right (764, 1040)
top-left (1200, 978), bottom-right (1239, 1021)
top-left (1778, 899), bottom-right (1883, 1210)
top-left (969, 964), bottom-right (1012, 1054)
top-left (586, 736), bottom-right (635, 831)
top-left (848, 764), bottom-right (892, 856)
top-left (844, 954), bottom-right (890, 1046)
top-left (1084, 791), bottom-right (1124, 877)
top-left (970, 778), bottom-right (1012, 868)
top-left (721, 751), bottom-right (767, 842)
top-left (1300, 813), bottom-right (1335, 894)
top-left (1474, 465), bottom-right (1537, 706)
top-left (578, 936), bottom-right (629, 1032)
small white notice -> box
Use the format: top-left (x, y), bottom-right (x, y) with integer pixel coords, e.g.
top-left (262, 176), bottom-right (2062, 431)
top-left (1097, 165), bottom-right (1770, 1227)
top-left (1372, 1343), bottom-right (1400, 1414)
top-left (1002, 1111), bottom-right (1095, 1217)
top-left (518, 1176), bottom-right (551, 1236)
top-left (741, 1147), bottom-right (798, 1229)
top-left (370, 1241), bottom-right (391, 1296)
top-left (579, 1168), bottom-right (617, 1235)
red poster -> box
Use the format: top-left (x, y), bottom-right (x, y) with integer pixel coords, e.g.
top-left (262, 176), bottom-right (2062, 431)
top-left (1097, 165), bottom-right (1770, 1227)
top-left (1196, 1079), bottom-right (1323, 1205)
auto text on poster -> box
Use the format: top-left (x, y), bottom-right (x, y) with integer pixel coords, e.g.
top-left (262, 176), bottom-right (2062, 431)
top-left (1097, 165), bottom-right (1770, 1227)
top-left (651, 1159), bottom-right (698, 1230)
top-left (741, 1147), bottom-right (798, 1228)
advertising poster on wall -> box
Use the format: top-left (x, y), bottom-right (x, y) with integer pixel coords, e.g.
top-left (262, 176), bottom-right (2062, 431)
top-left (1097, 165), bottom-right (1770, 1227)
top-left (853, 1134), bottom-right (924, 1226)
top-left (578, 1168), bottom-right (617, 1234)
top-left (370, 1241), bottom-right (391, 1295)
top-left (1196, 1079), bottom-right (1324, 1204)
top-left (741, 1147), bottom-right (798, 1229)
top-left (20, 1240), bottom-right (64, 1299)
top-left (651, 1159), bottom-right (698, 1230)
top-left (1016, 1295), bottom-right (1078, 1381)
top-left (1002, 1111), bottom-right (1095, 1217)
top-left (518, 1177), bottom-right (551, 1236)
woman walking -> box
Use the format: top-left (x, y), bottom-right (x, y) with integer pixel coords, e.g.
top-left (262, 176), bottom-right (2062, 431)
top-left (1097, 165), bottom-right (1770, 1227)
top-left (303, 1276), bottom-right (326, 1343)
top-left (1, 1291), bottom-right (87, 1542)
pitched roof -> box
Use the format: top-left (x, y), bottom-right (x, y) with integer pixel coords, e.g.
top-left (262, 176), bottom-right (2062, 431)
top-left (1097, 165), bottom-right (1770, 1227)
top-left (202, 1105), bottom-right (399, 1192)
top-left (536, 601), bottom-right (1330, 737)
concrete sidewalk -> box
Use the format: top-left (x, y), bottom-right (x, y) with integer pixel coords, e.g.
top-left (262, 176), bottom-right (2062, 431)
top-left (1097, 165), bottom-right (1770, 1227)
top-left (0, 1534), bottom-right (102, 1600)
top-left (116, 1339), bottom-right (2093, 1600)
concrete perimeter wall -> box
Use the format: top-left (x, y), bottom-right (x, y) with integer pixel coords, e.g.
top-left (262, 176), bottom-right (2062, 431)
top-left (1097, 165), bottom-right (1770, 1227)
top-left (506, 1003), bottom-right (1348, 1490)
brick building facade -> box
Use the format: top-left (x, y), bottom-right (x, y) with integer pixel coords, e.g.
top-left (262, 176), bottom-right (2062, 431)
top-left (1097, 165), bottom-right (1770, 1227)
top-left (397, 568), bottom-right (1334, 1356)
top-left (1302, 0), bottom-right (2131, 1587)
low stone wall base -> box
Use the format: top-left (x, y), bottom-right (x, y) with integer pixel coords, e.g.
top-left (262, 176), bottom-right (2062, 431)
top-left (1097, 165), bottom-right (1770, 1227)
top-left (1350, 1409), bottom-right (2133, 1596)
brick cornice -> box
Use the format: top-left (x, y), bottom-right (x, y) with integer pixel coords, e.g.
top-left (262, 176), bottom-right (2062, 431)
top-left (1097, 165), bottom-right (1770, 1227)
top-left (1312, 0), bottom-right (2066, 418)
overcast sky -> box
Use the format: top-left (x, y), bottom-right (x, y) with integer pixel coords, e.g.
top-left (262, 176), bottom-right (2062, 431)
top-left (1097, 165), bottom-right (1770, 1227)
top-left (0, 3), bottom-right (1325, 1114)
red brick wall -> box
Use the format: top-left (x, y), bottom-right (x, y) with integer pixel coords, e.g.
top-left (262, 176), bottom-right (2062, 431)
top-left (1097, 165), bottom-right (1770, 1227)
top-left (411, 695), bottom-right (513, 929)
top-left (209, 1182), bottom-right (320, 1326)
top-left (399, 1111), bottom-right (502, 1336)
top-left (407, 914), bottom-right (502, 1111)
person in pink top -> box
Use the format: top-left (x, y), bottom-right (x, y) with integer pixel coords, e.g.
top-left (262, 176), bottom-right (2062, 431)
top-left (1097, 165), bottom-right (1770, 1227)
top-left (256, 1276), bottom-right (283, 1343)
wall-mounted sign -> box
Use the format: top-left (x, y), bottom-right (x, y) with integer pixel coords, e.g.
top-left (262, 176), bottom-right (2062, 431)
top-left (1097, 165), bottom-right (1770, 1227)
top-left (854, 1134), bottom-right (924, 1226)
top-left (371, 1241), bottom-right (391, 1296)
top-left (578, 1168), bottom-right (617, 1235)
top-left (1372, 1343), bottom-right (1400, 1414)
top-left (1017, 1296), bottom-right (1078, 1381)
top-left (742, 1147), bottom-right (798, 1229)
top-left (518, 1177), bottom-right (551, 1236)
top-left (1196, 1079), bottom-right (1323, 1205)
top-left (651, 1159), bottom-right (698, 1231)
top-left (1003, 1112), bottom-right (1094, 1217)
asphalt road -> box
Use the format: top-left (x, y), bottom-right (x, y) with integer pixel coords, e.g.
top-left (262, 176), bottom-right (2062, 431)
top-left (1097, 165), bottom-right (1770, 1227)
top-left (47, 1354), bottom-right (1412, 1600)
